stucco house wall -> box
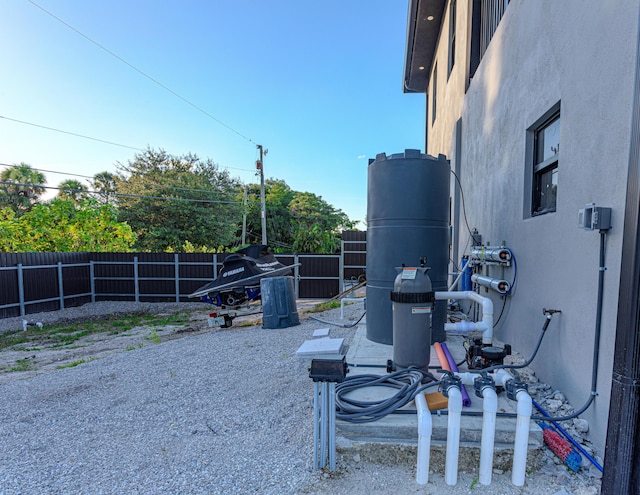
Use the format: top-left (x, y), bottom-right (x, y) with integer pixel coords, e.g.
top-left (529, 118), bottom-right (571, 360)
top-left (422, 0), bottom-right (640, 456)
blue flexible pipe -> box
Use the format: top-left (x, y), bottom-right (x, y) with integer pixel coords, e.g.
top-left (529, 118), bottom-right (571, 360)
top-left (532, 398), bottom-right (603, 472)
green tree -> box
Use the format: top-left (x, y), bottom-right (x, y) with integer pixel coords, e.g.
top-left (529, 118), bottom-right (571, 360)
top-left (91, 171), bottom-right (117, 204)
top-left (115, 148), bottom-right (242, 252)
top-left (289, 191), bottom-right (355, 253)
top-left (0, 198), bottom-right (136, 252)
top-left (57, 179), bottom-right (89, 203)
top-left (242, 180), bottom-right (354, 253)
top-left (0, 163), bottom-right (46, 214)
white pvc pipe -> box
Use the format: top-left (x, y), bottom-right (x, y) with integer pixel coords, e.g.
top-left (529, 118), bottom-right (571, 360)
top-left (435, 291), bottom-right (494, 344)
top-left (444, 320), bottom-right (487, 334)
top-left (453, 372), bottom-right (497, 485)
top-left (512, 389), bottom-right (532, 486)
top-left (493, 369), bottom-right (532, 486)
top-left (448, 258), bottom-right (470, 291)
top-left (479, 387), bottom-right (498, 485)
top-left (415, 392), bottom-right (432, 485)
top-left (445, 387), bottom-right (463, 486)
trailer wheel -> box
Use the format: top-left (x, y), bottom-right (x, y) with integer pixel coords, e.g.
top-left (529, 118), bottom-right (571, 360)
top-left (222, 294), bottom-right (238, 306)
top-left (221, 315), bottom-right (233, 328)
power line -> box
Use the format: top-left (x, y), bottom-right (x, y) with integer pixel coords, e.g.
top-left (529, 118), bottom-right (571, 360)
top-left (0, 120), bottom-right (256, 173)
top-left (0, 170), bottom-right (321, 212)
top-left (0, 181), bottom-right (254, 205)
top-left (0, 165), bottom-right (97, 181)
top-left (0, 163), bottom-right (256, 189)
top-left (0, 115), bottom-right (144, 151)
top-left (26, 0), bottom-right (257, 146)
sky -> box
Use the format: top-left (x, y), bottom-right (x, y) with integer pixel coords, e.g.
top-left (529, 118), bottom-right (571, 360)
top-left (0, 0), bottom-right (426, 227)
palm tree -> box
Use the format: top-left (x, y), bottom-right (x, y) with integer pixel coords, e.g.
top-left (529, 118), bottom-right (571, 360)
top-left (57, 179), bottom-right (89, 203)
top-left (0, 163), bottom-right (46, 213)
top-left (91, 171), bottom-right (117, 204)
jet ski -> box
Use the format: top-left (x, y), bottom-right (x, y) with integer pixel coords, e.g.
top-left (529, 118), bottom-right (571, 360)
top-left (190, 245), bottom-right (298, 307)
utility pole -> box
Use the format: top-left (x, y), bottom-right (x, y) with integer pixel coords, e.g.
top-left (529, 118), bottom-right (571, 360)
top-left (256, 144), bottom-right (268, 246)
top-left (241, 185), bottom-right (247, 245)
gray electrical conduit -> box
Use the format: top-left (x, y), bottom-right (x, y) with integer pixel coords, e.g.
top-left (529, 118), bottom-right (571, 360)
top-left (309, 311), bottom-right (366, 328)
top-left (485, 230), bottom-right (607, 424)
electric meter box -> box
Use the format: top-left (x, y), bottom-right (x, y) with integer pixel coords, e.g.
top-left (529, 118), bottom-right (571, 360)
top-left (578, 203), bottom-right (612, 231)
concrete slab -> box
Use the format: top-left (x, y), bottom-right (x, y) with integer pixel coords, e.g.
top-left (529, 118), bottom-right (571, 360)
top-left (336, 325), bottom-right (542, 458)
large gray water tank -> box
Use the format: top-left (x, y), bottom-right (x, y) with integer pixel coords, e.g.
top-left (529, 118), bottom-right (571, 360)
top-left (366, 149), bottom-right (450, 345)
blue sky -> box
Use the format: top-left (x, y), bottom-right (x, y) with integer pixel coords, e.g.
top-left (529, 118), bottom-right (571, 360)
top-left (0, 0), bottom-right (426, 226)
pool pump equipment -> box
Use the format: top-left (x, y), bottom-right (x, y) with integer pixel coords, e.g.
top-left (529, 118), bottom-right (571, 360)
top-left (391, 259), bottom-right (436, 372)
top-left (464, 338), bottom-right (512, 370)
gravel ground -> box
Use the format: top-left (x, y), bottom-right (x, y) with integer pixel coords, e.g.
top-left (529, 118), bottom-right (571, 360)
top-left (0, 301), bottom-right (602, 494)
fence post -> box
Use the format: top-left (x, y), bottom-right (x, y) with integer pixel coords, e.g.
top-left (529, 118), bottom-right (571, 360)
top-left (174, 253), bottom-right (180, 303)
top-left (17, 263), bottom-right (25, 316)
top-left (294, 254), bottom-right (300, 298)
top-left (57, 262), bottom-right (65, 310)
top-left (90, 261), bottom-right (96, 303)
top-left (134, 256), bottom-right (140, 303)
top-left (339, 241), bottom-right (345, 293)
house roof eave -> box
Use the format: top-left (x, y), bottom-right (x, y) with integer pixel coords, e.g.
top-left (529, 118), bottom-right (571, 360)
top-left (403, 0), bottom-right (447, 93)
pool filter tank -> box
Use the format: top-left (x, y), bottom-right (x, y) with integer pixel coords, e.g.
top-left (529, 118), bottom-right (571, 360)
top-left (391, 263), bottom-right (435, 371)
top-left (366, 150), bottom-right (450, 345)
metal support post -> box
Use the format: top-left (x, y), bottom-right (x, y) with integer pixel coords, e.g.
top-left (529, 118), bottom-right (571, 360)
top-left (174, 254), bottom-right (180, 302)
top-left (313, 381), bottom-right (320, 470)
top-left (320, 382), bottom-right (328, 466)
top-left (90, 261), bottom-right (96, 303)
top-left (328, 382), bottom-right (337, 470)
top-left (57, 262), bottom-right (65, 310)
top-left (133, 256), bottom-right (140, 303)
top-left (294, 254), bottom-right (300, 298)
top-left (17, 263), bottom-right (25, 316)
top-left (309, 357), bottom-right (348, 471)
top-left (339, 241), bottom-right (345, 292)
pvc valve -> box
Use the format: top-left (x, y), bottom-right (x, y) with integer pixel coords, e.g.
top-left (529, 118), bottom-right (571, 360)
top-left (505, 378), bottom-right (529, 401)
top-left (474, 373), bottom-right (496, 399)
top-left (440, 372), bottom-right (462, 398)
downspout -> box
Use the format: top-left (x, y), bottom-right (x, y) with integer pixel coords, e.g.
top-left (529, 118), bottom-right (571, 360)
top-left (602, 6), bottom-right (640, 492)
